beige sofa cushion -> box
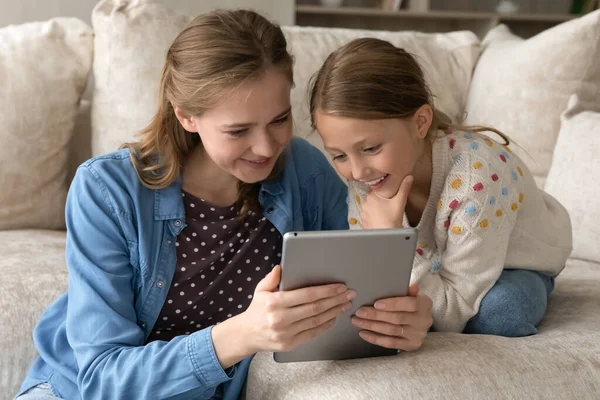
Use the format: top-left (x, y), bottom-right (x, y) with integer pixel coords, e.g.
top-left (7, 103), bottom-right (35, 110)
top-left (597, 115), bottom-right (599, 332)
top-left (545, 95), bottom-right (600, 263)
top-left (0, 18), bottom-right (93, 230)
top-left (464, 11), bottom-right (600, 188)
top-left (91, 0), bottom-right (191, 157)
top-left (92, 0), bottom-right (481, 158)
top-left (246, 259), bottom-right (600, 399)
top-left (0, 230), bottom-right (68, 396)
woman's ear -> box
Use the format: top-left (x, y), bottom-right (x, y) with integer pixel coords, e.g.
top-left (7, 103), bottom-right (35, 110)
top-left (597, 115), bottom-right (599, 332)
top-left (414, 104), bottom-right (433, 139)
top-left (174, 106), bottom-right (198, 132)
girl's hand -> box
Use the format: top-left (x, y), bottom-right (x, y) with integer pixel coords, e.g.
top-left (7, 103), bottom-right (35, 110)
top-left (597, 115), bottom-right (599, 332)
top-left (360, 175), bottom-right (413, 229)
top-left (351, 283), bottom-right (433, 351)
top-left (238, 265), bottom-right (356, 354)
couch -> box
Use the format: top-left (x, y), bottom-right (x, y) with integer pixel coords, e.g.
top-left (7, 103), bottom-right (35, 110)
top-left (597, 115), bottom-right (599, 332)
top-left (1, 1), bottom-right (599, 399)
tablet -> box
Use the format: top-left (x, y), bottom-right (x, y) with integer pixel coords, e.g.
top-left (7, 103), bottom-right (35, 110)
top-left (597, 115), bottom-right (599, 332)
top-left (273, 228), bottom-right (417, 363)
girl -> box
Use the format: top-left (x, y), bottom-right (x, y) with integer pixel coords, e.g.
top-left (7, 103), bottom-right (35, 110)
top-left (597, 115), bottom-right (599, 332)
top-left (16, 12), bottom-right (432, 400)
top-left (310, 38), bottom-right (572, 336)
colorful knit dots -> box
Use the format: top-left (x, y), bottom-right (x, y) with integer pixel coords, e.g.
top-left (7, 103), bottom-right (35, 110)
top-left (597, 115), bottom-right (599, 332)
top-left (416, 248), bottom-right (424, 256)
top-left (496, 209), bottom-right (503, 217)
top-left (500, 154), bottom-right (507, 163)
top-left (501, 150), bottom-right (510, 159)
top-left (418, 242), bottom-right (428, 248)
top-left (473, 161), bottom-right (483, 169)
top-left (464, 133), bottom-right (473, 139)
top-left (451, 226), bottom-right (462, 234)
top-left (473, 182), bottom-right (484, 192)
top-left (517, 166), bottom-right (523, 176)
top-left (449, 139), bottom-right (456, 149)
top-left (504, 145), bottom-right (512, 153)
top-left (491, 173), bottom-right (499, 181)
top-left (449, 200), bottom-right (459, 209)
top-left (355, 195), bottom-right (361, 205)
top-left (451, 178), bottom-right (462, 189)
top-left (512, 171), bottom-right (519, 181)
top-left (444, 220), bottom-right (451, 229)
top-left (465, 204), bottom-right (478, 215)
top-left (519, 193), bottom-right (524, 203)
top-left (512, 203), bottom-right (518, 211)
top-left (430, 261), bottom-right (442, 273)
top-left (437, 200), bottom-right (443, 210)
top-left (470, 142), bottom-right (479, 150)
top-left (349, 218), bottom-right (358, 225)
top-left (489, 196), bottom-right (496, 206)
top-left (502, 187), bottom-right (509, 196)
top-left (484, 138), bottom-right (493, 147)
top-left (480, 219), bottom-right (489, 228)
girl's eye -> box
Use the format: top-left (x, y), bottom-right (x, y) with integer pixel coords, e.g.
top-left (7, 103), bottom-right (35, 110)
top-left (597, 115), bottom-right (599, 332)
top-left (364, 145), bottom-right (381, 153)
top-left (332, 154), bottom-right (347, 162)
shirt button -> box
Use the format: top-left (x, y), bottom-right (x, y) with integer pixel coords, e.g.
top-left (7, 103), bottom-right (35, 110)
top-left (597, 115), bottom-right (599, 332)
top-left (156, 280), bottom-right (165, 288)
top-left (267, 207), bottom-right (274, 214)
top-left (140, 322), bottom-right (147, 329)
top-left (167, 240), bottom-right (172, 245)
top-left (174, 220), bottom-right (182, 227)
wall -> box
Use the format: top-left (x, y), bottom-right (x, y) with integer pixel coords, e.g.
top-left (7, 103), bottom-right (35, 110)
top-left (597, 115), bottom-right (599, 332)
top-left (0, 0), bottom-right (294, 27)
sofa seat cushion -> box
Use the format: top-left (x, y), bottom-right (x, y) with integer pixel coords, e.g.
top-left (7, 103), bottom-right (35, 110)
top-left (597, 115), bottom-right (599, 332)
top-left (246, 258), bottom-right (600, 399)
top-left (0, 230), bottom-right (67, 395)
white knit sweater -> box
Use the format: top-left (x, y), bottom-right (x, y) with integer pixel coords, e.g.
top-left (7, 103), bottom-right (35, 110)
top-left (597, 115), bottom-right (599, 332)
top-left (347, 130), bottom-right (572, 332)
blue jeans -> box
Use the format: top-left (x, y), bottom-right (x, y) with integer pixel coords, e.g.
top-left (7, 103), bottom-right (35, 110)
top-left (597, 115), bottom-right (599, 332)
top-left (14, 383), bottom-right (61, 400)
top-left (462, 269), bottom-right (555, 337)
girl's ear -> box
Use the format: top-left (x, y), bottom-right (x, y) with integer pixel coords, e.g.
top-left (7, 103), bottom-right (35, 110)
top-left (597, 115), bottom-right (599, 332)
top-left (413, 104), bottom-right (433, 138)
top-left (174, 106), bottom-right (198, 132)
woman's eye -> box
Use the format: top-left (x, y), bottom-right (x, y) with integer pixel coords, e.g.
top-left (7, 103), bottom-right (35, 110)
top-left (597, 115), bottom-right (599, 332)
top-left (272, 115), bottom-right (289, 125)
top-left (227, 129), bottom-right (248, 137)
top-left (332, 154), bottom-right (347, 161)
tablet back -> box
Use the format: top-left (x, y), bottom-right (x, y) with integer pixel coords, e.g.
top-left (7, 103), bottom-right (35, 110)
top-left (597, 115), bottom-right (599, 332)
top-left (274, 228), bottom-right (417, 363)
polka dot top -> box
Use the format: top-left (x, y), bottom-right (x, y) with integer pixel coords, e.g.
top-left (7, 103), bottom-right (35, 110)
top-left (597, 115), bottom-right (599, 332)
top-left (347, 130), bottom-right (571, 333)
top-left (146, 191), bottom-right (282, 342)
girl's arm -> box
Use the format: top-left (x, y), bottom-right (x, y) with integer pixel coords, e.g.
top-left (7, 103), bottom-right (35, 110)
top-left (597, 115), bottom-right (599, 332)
top-left (412, 157), bottom-right (520, 333)
top-left (65, 166), bottom-right (236, 400)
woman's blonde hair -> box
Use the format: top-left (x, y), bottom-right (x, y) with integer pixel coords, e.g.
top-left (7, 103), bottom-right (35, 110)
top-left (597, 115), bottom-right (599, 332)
top-left (309, 38), bottom-right (508, 144)
top-left (124, 9), bottom-right (293, 216)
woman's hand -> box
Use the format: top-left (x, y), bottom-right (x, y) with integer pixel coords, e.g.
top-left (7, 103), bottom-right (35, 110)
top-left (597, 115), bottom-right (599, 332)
top-left (360, 175), bottom-right (413, 229)
top-left (351, 283), bottom-right (433, 351)
top-left (226, 265), bottom-right (355, 358)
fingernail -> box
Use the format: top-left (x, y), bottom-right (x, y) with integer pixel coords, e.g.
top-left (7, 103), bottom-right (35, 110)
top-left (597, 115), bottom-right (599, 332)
top-left (346, 290), bottom-right (357, 300)
top-left (337, 285), bottom-right (348, 294)
top-left (351, 317), bottom-right (362, 326)
top-left (375, 301), bottom-right (386, 310)
top-left (342, 302), bottom-right (352, 312)
top-left (355, 309), bottom-right (367, 318)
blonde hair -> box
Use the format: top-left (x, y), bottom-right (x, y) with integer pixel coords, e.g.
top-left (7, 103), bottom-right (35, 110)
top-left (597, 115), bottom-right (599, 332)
top-left (124, 9), bottom-right (293, 216)
top-left (309, 38), bottom-right (508, 144)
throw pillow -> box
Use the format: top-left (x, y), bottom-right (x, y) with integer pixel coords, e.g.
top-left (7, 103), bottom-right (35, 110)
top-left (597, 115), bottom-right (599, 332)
top-left (464, 11), bottom-right (600, 188)
top-left (0, 18), bottom-right (93, 230)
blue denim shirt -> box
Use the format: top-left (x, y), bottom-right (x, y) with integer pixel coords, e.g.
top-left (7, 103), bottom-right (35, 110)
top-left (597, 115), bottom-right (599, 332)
top-left (19, 137), bottom-right (348, 400)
